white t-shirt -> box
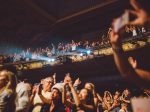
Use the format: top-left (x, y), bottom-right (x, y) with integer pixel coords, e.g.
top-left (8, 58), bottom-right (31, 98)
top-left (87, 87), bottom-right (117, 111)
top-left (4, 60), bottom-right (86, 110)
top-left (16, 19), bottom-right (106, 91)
top-left (142, 27), bottom-right (146, 33)
top-left (72, 45), bottom-right (76, 51)
top-left (32, 90), bottom-right (51, 112)
top-left (119, 109), bottom-right (128, 112)
top-left (16, 82), bottom-right (31, 112)
top-left (133, 29), bottom-right (137, 36)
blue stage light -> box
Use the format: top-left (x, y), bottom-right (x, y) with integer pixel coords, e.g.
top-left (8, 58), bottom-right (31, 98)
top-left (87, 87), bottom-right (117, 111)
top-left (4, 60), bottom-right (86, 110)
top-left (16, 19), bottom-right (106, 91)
top-left (87, 50), bottom-right (91, 55)
top-left (48, 58), bottom-right (55, 62)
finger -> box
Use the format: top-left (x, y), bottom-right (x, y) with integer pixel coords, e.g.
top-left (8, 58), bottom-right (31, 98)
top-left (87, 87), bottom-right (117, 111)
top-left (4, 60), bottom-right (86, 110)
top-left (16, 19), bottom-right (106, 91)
top-left (110, 30), bottom-right (116, 37)
top-left (125, 10), bottom-right (139, 26)
top-left (130, 0), bottom-right (141, 11)
top-left (128, 19), bottom-right (143, 25)
top-left (126, 9), bottom-right (137, 16)
top-left (134, 60), bottom-right (137, 65)
top-left (112, 18), bottom-right (117, 27)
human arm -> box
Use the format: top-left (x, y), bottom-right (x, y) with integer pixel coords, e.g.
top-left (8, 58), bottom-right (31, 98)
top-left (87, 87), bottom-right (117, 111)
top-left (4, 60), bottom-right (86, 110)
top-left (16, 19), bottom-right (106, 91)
top-left (127, 0), bottom-right (150, 25)
top-left (62, 83), bottom-right (75, 108)
top-left (128, 56), bottom-right (150, 80)
top-left (29, 86), bottom-right (37, 104)
top-left (52, 73), bottom-right (56, 84)
top-left (69, 82), bottom-right (81, 107)
top-left (73, 77), bottom-right (81, 92)
top-left (69, 82), bottom-right (95, 110)
top-left (37, 84), bottom-right (52, 104)
top-left (109, 30), bottom-right (149, 86)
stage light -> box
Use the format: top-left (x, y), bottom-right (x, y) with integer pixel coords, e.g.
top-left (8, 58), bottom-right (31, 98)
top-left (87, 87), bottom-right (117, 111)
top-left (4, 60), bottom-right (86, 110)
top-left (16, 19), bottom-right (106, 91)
top-left (80, 53), bottom-right (83, 56)
top-left (51, 58), bottom-right (55, 62)
top-left (87, 50), bottom-right (91, 55)
top-left (48, 58), bottom-right (55, 62)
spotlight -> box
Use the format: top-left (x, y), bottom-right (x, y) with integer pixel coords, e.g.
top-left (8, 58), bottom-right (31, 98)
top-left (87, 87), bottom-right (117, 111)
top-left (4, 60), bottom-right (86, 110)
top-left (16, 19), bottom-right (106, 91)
top-left (51, 59), bottom-right (55, 62)
top-left (87, 50), bottom-right (91, 55)
top-left (48, 58), bottom-right (55, 62)
top-left (48, 59), bottom-right (51, 62)
top-left (80, 53), bottom-right (83, 56)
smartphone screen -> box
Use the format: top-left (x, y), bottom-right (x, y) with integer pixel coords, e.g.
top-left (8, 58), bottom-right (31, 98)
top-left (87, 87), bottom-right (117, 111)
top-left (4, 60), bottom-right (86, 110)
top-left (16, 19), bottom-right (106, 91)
top-left (114, 11), bottom-right (129, 33)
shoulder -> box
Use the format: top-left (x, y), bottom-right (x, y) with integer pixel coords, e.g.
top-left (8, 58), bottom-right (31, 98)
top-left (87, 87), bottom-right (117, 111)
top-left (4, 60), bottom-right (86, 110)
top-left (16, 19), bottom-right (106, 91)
top-left (42, 91), bottom-right (51, 96)
top-left (119, 109), bottom-right (125, 112)
top-left (3, 89), bottom-right (13, 95)
top-left (0, 89), bottom-right (14, 101)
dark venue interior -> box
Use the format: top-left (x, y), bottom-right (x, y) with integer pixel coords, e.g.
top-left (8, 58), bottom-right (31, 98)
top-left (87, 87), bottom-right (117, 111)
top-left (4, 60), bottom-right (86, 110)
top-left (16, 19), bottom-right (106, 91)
top-left (0, 0), bottom-right (150, 112)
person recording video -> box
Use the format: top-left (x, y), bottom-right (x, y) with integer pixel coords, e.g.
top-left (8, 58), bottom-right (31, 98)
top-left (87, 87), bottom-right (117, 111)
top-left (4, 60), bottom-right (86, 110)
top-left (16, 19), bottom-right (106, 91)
top-left (109, 0), bottom-right (150, 88)
top-left (128, 0), bottom-right (150, 25)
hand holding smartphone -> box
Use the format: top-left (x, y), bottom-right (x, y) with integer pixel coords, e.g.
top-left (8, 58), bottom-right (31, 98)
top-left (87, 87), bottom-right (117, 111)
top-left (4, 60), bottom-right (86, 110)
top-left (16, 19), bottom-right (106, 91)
top-left (113, 11), bottom-right (129, 33)
top-left (37, 83), bottom-right (43, 95)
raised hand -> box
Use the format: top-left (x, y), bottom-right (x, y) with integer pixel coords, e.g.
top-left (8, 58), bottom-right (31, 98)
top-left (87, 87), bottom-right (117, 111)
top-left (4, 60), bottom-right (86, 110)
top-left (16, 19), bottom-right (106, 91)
top-left (109, 30), bottom-right (121, 48)
top-left (128, 0), bottom-right (150, 25)
top-left (64, 73), bottom-right (72, 84)
top-left (68, 81), bottom-right (73, 88)
top-left (128, 56), bottom-right (137, 69)
top-left (37, 84), bottom-right (42, 95)
top-left (52, 73), bottom-right (56, 84)
top-left (52, 73), bottom-right (56, 79)
top-left (32, 85), bottom-right (37, 96)
top-left (73, 78), bottom-right (81, 86)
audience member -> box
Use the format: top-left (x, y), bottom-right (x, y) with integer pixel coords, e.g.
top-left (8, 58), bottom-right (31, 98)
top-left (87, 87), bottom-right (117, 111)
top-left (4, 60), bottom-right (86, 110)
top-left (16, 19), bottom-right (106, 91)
top-left (0, 70), bottom-right (17, 112)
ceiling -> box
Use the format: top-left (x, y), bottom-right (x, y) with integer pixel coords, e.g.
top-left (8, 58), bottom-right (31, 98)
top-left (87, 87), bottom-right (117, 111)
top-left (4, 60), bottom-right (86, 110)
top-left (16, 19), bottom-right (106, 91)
top-left (0, 0), bottom-right (130, 47)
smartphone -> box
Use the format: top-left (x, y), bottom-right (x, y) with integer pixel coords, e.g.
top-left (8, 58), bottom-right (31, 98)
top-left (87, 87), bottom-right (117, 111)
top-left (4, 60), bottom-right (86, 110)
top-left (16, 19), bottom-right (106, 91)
top-left (39, 83), bottom-right (43, 88)
top-left (113, 11), bottom-right (129, 33)
top-left (34, 83), bottom-right (39, 86)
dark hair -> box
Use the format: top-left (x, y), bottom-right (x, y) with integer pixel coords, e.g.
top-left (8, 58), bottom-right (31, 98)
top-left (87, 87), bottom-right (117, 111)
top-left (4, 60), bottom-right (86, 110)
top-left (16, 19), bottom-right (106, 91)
top-left (0, 65), bottom-right (17, 74)
top-left (40, 103), bottom-right (50, 112)
top-left (83, 88), bottom-right (94, 105)
top-left (52, 88), bottom-right (62, 99)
